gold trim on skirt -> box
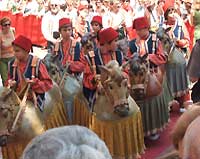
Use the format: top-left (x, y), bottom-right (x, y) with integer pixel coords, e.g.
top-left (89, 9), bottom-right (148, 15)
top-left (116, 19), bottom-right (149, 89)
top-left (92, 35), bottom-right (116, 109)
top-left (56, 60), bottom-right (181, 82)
top-left (73, 95), bottom-right (145, 158)
top-left (91, 111), bottom-right (145, 159)
top-left (73, 94), bottom-right (93, 127)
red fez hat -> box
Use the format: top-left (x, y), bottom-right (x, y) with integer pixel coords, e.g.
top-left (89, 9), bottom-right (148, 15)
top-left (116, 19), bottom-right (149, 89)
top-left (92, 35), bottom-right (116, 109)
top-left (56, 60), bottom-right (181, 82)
top-left (163, 0), bottom-right (174, 13)
top-left (78, 4), bottom-right (86, 12)
top-left (132, 16), bottom-right (150, 30)
top-left (91, 16), bottom-right (102, 26)
top-left (59, 18), bottom-right (72, 28)
top-left (12, 35), bottom-right (32, 52)
top-left (99, 27), bottom-right (118, 45)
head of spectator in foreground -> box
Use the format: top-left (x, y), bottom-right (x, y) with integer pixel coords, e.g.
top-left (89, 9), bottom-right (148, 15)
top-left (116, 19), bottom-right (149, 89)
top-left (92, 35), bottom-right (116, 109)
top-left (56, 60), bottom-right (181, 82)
top-left (91, 16), bottom-right (103, 33)
top-left (21, 125), bottom-right (112, 159)
top-left (0, 17), bottom-right (12, 33)
top-left (59, 18), bottom-right (73, 39)
top-left (12, 35), bottom-right (32, 62)
top-left (132, 16), bottom-right (150, 40)
top-left (49, 0), bottom-right (60, 14)
top-left (99, 27), bottom-right (119, 52)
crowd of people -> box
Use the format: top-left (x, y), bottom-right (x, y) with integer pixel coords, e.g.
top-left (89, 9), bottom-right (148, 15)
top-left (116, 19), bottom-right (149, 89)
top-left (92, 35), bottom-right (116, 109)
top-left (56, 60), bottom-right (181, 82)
top-left (1, 0), bottom-right (200, 158)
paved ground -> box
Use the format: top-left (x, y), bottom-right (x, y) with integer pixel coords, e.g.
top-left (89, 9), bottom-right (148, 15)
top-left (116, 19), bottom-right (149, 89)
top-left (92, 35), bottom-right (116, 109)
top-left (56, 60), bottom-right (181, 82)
top-left (0, 46), bottom-right (47, 159)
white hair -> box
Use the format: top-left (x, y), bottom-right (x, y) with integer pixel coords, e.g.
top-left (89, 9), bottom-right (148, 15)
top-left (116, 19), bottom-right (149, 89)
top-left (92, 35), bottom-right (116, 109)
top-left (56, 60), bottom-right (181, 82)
top-left (21, 126), bottom-right (112, 159)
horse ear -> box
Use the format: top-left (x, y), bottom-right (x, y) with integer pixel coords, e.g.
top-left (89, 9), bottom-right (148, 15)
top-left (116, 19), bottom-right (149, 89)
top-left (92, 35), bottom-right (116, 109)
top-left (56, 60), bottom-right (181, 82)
top-left (120, 60), bottom-right (130, 71)
top-left (98, 65), bottom-right (111, 75)
top-left (98, 65), bottom-right (111, 82)
top-left (140, 54), bottom-right (148, 62)
top-left (165, 27), bottom-right (171, 33)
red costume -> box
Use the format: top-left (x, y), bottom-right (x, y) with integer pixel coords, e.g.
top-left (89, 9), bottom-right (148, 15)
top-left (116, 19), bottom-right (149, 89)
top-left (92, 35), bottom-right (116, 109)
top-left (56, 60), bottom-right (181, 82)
top-left (56, 18), bottom-right (85, 73)
top-left (5, 35), bottom-right (53, 110)
top-left (128, 16), bottom-right (166, 66)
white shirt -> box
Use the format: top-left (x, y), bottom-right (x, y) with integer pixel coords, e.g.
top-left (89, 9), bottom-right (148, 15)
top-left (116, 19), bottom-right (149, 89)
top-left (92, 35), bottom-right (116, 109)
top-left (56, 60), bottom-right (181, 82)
top-left (41, 10), bottom-right (64, 43)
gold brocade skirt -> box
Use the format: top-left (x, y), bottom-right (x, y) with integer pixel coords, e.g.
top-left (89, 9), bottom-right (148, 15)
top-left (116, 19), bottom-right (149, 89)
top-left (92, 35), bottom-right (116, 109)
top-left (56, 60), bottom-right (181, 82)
top-left (2, 101), bottom-right (68, 159)
top-left (73, 95), bottom-right (145, 158)
top-left (73, 94), bottom-right (93, 127)
top-left (91, 112), bottom-right (145, 159)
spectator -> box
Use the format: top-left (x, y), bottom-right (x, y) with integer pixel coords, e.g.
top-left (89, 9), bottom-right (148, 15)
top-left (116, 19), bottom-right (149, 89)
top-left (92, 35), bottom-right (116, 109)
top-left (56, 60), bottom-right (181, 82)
top-left (0, 17), bottom-right (15, 86)
top-left (41, 0), bottom-right (64, 52)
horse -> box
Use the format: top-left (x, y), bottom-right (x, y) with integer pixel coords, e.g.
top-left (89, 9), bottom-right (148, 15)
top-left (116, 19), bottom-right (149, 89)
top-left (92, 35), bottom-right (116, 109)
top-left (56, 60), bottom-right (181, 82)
top-left (21, 125), bottom-right (112, 159)
top-left (156, 27), bottom-right (189, 97)
top-left (170, 104), bottom-right (200, 159)
top-left (0, 82), bottom-right (68, 159)
top-left (128, 54), bottom-right (163, 101)
top-left (74, 60), bottom-right (145, 159)
top-left (43, 52), bottom-right (82, 123)
top-left (93, 60), bottom-right (139, 120)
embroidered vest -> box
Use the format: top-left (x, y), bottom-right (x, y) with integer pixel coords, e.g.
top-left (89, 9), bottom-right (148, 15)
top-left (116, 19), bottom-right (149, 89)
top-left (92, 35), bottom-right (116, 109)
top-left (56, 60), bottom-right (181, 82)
top-left (94, 48), bottom-right (123, 74)
top-left (57, 40), bottom-right (81, 63)
top-left (8, 55), bottom-right (45, 111)
top-left (129, 32), bottom-right (157, 55)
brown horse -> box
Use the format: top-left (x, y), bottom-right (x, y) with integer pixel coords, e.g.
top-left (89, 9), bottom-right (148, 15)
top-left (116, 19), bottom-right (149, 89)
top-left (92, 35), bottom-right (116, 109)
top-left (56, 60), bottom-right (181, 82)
top-left (0, 83), bottom-right (68, 159)
top-left (128, 54), bottom-right (163, 101)
top-left (156, 27), bottom-right (188, 97)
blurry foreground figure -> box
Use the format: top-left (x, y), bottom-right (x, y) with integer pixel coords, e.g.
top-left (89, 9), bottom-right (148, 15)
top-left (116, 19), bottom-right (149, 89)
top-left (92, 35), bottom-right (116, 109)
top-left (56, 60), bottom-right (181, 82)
top-left (21, 125), bottom-right (112, 159)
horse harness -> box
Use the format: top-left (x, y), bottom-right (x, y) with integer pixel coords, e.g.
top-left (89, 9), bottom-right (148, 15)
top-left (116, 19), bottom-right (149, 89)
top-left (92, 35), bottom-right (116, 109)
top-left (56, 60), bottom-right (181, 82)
top-left (0, 85), bottom-right (29, 137)
top-left (85, 50), bottom-right (129, 114)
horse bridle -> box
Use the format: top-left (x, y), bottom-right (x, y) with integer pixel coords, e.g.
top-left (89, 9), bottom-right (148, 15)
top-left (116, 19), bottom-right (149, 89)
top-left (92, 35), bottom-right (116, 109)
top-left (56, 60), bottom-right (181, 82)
top-left (0, 103), bottom-right (16, 137)
top-left (100, 77), bottom-right (129, 114)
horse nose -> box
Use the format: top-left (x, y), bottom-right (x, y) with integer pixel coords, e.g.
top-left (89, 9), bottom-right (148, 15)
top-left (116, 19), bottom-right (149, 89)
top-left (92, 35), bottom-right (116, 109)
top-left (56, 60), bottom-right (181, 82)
top-left (0, 135), bottom-right (8, 146)
top-left (114, 104), bottom-right (129, 117)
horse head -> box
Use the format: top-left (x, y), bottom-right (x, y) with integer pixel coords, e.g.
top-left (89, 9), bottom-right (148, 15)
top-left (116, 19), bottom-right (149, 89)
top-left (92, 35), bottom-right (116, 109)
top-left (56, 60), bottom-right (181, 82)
top-left (43, 53), bottom-right (62, 84)
top-left (128, 54), bottom-right (148, 100)
top-left (95, 60), bottom-right (129, 118)
top-left (0, 87), bottom-right (20, 146)
top-left (156, 27), bottom-right (173, 54)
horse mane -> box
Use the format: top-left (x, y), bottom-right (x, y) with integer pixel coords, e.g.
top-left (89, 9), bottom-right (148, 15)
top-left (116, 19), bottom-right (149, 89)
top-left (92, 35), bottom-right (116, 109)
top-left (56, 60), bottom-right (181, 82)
top-left (171, 104), bottom-right (200, 149)
top-left (0, 87), bottom-right (20, 104)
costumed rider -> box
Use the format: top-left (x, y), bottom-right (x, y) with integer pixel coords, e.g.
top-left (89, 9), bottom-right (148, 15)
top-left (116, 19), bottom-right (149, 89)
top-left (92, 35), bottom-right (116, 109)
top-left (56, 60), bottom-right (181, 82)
top-left (128, 16), bottom-right (171, 140)
top-left (128, 16), bottom-right (166, 67)
top-left (81, 27), bottom-right (126, 108)
top-left (5, 35), bottom-right (53, 111)
top-left (90, 15), bottom-right (103, 49)
top-left (54, 17), bottom-right (84, 74)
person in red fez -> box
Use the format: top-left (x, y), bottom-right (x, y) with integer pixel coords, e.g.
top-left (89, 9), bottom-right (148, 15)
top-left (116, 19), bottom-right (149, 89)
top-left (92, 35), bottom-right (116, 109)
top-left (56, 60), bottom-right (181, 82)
top-left (74, 4), bottom-right (90, 41)
top-left (90, 15), bottom-right (103, 49)
top-left (5, 35), bottom-right (53, 111)
top-left (164, 6), bottom-right (192, 111)
top-left (91, 16), bottom-right (103, 33)
top-left (128, 16), bottom-right (171, 140)
top-left (128, 16), bottom-right (166, 66)
top-left (53, 18), bottom-right (84, 73)
top-left (80, 27), bottom-right (125, 105)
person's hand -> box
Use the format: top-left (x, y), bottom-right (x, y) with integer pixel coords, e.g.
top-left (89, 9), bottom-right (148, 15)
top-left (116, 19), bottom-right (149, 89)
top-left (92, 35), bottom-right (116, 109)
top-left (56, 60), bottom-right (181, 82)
top-left (94, 74), bottom-right (101, 82)
top-left (25, 78), bottom-right (39, 86)
top-left (175, 39), bottom-right (188, 48)
top-left (8, 80), bottom-right (16, 88)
